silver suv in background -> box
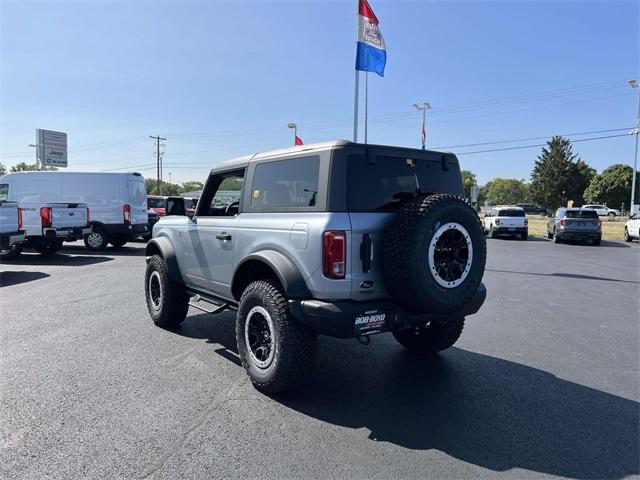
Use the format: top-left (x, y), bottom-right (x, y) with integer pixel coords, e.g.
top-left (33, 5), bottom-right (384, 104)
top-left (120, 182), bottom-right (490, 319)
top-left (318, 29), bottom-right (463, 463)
top-left (582, 204), bottom-right (621, 217)
top-left (144, 141), bottom-right (487, 393)
top-left (547, 208), bottom-right (602, 245)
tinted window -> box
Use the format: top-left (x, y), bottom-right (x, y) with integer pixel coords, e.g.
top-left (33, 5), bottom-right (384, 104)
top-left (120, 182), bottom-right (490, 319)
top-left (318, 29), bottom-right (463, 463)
top-left (497, 209), bottom-right (525, 217)
top-left (251, 156), bottom-right (319, 209)
top-left (566, 210), bottom-right (598, 219)
top-left (148, 197), bottom-right (166, 209)
top-left (347, 155), bottom-right (437, 211)
top-left (0, 184), bottom-right (7, 202)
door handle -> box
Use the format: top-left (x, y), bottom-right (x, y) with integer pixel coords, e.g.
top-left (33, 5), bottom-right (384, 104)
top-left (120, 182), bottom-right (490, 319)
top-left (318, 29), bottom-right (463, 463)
top-left (216, 232), bottom-right (232, 241)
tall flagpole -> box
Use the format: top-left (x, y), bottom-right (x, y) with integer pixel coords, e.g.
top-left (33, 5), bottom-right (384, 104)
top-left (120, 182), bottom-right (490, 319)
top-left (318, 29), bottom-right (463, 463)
top-left (353, 71), bottom-right (359, 142)
top-left (353, 0), bottom-right (359, 143)
top-left (364, 72), bottom-right (368, 144)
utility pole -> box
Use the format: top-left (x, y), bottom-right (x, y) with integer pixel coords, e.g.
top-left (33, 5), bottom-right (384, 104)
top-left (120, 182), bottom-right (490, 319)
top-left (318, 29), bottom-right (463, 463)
top-left (628, 80), bottom-right (639, 216)
top-left (149, 135), bottom-right (166, 195)
top-left (412, 102), bottom-right (431, 150)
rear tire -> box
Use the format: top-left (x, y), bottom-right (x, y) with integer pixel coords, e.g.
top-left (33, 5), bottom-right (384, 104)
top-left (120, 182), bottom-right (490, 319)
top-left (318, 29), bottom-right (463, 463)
top-left (592, 237), bottom-right (601, 246)
top-left (393, 318), bottom-right (465, 355)
top-left (84, 228), bottom-right (108, 251)
top-left (0, 244), bottom-right (23, 261)
top-left (236, 280), bottom-right (316, 394)
top-left (489, 225), bottom-right (497, 239)
top-left (547, 230), bottom-right (553, 240)
top-left (110, 237), bottom-right (128, 249)
top-left (520, 231), bottom-right (528, 241)
top-left (145, 254), bottom-right (189, 328)
top-left (553, 230), bottom-right (562, 244)
top-left (32, 239), bottom-right (63, 255)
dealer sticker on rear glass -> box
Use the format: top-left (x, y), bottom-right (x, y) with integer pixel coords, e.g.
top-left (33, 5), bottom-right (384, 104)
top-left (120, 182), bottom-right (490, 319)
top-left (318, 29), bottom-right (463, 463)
top-left (354, 310), bottom-right (389, 335)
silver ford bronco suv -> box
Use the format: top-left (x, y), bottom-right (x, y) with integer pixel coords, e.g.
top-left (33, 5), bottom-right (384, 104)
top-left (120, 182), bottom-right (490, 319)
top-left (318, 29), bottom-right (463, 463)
top-left (145, 141), bottom-right (487, 393)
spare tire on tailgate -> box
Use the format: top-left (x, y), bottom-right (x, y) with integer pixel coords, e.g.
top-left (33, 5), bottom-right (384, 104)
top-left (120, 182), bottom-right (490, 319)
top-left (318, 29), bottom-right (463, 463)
top-left (382, 194), bottom-right (486, 315)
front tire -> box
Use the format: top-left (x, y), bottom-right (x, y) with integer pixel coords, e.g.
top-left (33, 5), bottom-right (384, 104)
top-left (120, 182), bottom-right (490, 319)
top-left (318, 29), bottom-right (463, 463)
top-left (393, 318), bottom-right (465, 355)
top-left (624, 227), bottom-right (631, 242)
top-left (608, 212), bottom-right (615, 217)
top-left (84, 228), bottom-right (108, 251)
top-left (236, 280), bottom-right (316, 394)
top-left (0, 244), bottom-right (23, 261)
top-left (145, 254), bottom-right (189, 328)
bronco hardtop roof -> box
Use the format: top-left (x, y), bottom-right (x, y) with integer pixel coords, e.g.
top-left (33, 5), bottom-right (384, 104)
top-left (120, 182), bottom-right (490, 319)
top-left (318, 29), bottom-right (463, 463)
top-left (209, 140), bottom-right (455, 174)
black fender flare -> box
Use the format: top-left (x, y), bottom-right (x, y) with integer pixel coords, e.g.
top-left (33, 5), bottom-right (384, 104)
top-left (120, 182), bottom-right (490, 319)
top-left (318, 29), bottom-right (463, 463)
top-left (231, 250), bottom-right (311, 300)
top-left (145, 236), bottom-right (182, 283)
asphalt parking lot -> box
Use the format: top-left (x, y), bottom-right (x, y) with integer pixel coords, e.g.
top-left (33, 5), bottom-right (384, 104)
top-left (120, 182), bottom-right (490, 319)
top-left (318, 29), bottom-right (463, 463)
top-left (1, 238), bottom-right (638, 480)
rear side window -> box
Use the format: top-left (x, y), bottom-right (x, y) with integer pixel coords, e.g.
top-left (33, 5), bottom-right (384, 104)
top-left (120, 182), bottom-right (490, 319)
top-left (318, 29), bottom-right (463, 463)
top-left (251, 156), bottom-right (319, 209)
top-left (566, 210), bottom-right (598, 219)
top-left (148, 197), bottom-right (166, 209)
top-left (0, 184), bottom-right (7, 202)
top-left (497, 209), bottom-right (525, 217)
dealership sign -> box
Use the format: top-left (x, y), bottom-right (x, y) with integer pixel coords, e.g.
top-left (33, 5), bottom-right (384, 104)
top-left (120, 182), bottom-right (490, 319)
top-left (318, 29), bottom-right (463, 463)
top-left (37, 129), bottom-right (67, 167)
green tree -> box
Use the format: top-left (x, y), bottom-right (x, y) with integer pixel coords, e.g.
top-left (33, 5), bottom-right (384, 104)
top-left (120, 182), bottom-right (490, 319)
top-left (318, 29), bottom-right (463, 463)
top-left (530, 136), bottom-right (592, 210)
top-left (10, 162), bottom-right (58, 172)
top-left (483, 178), bottom-right (531, 205)
top-left (583, 164), bottom-right (640, 210)
top-left (0, 162), bottom-right (6, 176)
top-left (460, 170), bottom-right (477, 201)
top-left (144, 178), bottom-right (181, 196)
top-left (179, 181), bottom-right (204, 194)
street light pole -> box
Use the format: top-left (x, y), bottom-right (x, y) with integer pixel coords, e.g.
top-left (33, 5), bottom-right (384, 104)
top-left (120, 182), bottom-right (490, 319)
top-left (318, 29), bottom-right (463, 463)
top-left (629, 80), bottom-right (639, 216)
top-left (287, 123), bottom-right (297, 146)
top-left (412, 102), bottom-right (431, 150)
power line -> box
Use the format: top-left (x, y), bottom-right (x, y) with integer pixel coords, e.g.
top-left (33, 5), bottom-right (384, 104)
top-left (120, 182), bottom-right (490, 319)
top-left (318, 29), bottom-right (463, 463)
top-left (149, 135), bottom-right (166, 194)
top-left (456, 133), bottom-right (630, 156)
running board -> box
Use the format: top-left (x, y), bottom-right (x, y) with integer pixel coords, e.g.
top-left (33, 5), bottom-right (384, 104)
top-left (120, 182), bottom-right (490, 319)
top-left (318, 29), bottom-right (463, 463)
top-left (189, 294), bottom-right (229, 315)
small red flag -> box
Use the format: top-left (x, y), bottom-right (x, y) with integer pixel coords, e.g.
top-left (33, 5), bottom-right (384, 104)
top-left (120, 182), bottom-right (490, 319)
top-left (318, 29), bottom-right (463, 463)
top-left (295, 136), bottom-right (304, 146)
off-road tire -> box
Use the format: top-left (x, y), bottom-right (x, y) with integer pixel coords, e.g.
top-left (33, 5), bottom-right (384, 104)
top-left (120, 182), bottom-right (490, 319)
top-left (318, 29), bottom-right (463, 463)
top-left (110, 237), bottom-right (128, 249)
top-left (0, 244), bottom-right (23, 261)
top-left (145, 254), bottom-right (189, 328)
top-left (32, 239), bottom-right (63, 255)
top-left (382, 194), bottom-right (486, 315)
top-left (624, 227), bottom-right (631, 242)
top-left (236, 280), bottom-right (316, 394)
top-left (84, 228), bottom-right (108, 251)
top-left (393, 318), bottom-right (465, 355)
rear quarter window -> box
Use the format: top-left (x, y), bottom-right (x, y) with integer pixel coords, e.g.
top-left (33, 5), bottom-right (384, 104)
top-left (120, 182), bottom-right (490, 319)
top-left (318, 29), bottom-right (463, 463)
top-left (250, 156), bottom-right (319, 209)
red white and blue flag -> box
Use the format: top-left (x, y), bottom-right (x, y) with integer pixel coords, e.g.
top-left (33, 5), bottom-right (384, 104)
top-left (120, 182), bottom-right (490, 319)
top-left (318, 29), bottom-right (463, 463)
top-left (355, 0), bottom-right (386, 77)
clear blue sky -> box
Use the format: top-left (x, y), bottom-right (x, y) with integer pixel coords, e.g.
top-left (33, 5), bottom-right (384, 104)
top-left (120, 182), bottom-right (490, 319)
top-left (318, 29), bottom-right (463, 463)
top-left (1, 0), bottom-right (638, 185)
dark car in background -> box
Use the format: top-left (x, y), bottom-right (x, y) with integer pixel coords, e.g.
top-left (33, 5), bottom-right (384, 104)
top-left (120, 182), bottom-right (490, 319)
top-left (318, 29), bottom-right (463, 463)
top-left (517, 203), bottom-right (549, 216)
top-left (547, 208), bottom-right (601, 245)
top-left (147, 195), bottom-right (188, 217)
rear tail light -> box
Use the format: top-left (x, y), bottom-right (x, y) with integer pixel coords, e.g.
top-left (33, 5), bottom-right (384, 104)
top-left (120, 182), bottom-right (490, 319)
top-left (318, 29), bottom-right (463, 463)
top-left (495, 218), bottom-right (500, 225)
top-left (87, 208), bottom-right (91, 226)
top-left (40, 207), bottom-right (52, 228)
top-left (123, 204), bottom-right (131, 224)
top-left (17, 208), bottom-right (23, 230)
top-left (559, 218), bottom-right (566, 227)
top-left (323, 231), bottom-right (346, 279)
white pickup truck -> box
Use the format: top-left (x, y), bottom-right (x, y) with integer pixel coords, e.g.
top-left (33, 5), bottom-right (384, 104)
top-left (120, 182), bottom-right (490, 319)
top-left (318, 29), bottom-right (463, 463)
top-left (484, 206), bottom-right (528, 240)
top-left (0, 201), bottom-right (25, 255)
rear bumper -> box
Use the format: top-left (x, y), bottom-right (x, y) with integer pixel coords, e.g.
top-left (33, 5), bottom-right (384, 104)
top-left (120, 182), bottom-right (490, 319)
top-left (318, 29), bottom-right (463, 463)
top-left (557, 230), bottom-right (601, 241)
top-left (102, 223), bottom-right (149, 238)
top-left (42, 226), bottom-right (91, 240)
top-left (289, 283), bottom-right (487, 338)
top-left (0, 231), bottom-right (25, 251)
top-left (492, 226), bottom-right (527, 235)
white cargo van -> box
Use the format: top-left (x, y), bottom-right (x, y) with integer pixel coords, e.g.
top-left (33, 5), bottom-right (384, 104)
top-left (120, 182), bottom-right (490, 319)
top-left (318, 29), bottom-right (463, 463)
top-left (0, 172), bottom-right (149, 250)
